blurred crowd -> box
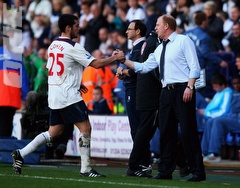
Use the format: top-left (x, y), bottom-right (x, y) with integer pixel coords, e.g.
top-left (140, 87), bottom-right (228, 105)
top-left (0, 0), bottom-right (240, 142)
top-left (0, 0), bottom-right (239, 109)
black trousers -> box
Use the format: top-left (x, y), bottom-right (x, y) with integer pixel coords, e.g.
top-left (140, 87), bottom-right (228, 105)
top-left (128, 109), bottom-right (158, 170)
top-left (158, 85), bottom-right (205, 176)
top-left (125, 87), bottom-right (141, 140)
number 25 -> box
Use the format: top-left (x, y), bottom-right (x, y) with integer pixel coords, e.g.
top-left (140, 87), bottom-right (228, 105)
top-left (48, 53), bottom-right (64, 76)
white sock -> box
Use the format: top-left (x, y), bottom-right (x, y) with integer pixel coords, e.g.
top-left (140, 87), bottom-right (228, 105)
top-left (79, 134), bottom-right (91, 173)
top-left (19, 131), bottom-right (51, 158)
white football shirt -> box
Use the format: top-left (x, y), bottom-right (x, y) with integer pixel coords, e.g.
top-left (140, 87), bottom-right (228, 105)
top-left (46, 37), bottom-right (95, 109)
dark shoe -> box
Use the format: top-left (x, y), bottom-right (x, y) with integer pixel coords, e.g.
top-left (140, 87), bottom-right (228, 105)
top-left (55, 145), bottom-right (66, 159)
top-left (140, 165), bottom-right (152, 175)
top-left (187, 174), bottom-right (206, 182)
top-left (11, 150), bottom-right (24, 175)
top-left (179, 166), bottom-right (190, 177)
top-left (153, 173), bottom-right (172, 180)
top-left (80, 168), bottom-right (106, 177)
top-left (126, 168), bottom-right (152, 178)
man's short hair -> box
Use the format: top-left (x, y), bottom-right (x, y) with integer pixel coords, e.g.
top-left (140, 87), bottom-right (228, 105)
top-left (194, 11), bottom-right (207, 26)
top-left (58, 14), bottom-right (78, 33)
top-left (130, 20), bottom-right (147, 37)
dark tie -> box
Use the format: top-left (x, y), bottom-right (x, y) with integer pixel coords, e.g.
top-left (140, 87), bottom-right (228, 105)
top-left (159, 39), bottom-right (169, 80)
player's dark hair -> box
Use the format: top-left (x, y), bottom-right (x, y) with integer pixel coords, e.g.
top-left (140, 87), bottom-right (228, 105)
top-left (58, 14), bottom-right (78, 33)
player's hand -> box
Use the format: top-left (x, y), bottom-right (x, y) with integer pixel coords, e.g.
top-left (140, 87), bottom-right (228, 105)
top-left (112, 49), bottom-right (125, 61)
top-left (112, 49), bottom-right (120, 56)
top-left (78, 84), bottom-right (88, 94)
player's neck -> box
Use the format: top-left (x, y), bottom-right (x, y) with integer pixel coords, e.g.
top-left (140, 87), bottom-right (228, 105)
top-left (61, 33), bottom-right (71, 39)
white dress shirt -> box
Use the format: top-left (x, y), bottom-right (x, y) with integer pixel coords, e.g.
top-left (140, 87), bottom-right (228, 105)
top-left (133, 32), bottom-right (200, 87)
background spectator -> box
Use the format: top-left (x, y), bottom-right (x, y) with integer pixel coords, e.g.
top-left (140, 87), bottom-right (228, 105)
top-left (203, 0), bottom-right (225, 51)
top-left (79, 3), bottom-right (108, 53)
top-left (201, 75), bottom-right (240, 163)
top-left (78, 1), bottom-right (93, 47)
top-left (88, 86), bottom-right (112, 115)
top-left (169, 0), bottom-right (191, 33)
top-left (198, 74), bottom-right (233, 120)
top-left (125, 0), bottom-right (146, 24)
top-left (25, 0), bottom-right (52, 39)
top-left (186, 0), bottom-right (204, 30)
top-left (114, 0), bottom-right (129, 30)
top-left (82, 49), bottom-right (117, 113)
top-left (25, 0), bottom-right (52, 23)
top-left (50, 0), bottom-right (66, 25)
top-left (145, 2), bottom-right (159, 37)
top-left (223, 22), bottom-right (240, 57)
top-left (23, 47), bottom-right (48, 95)
top-left (98, 27), bottom-right (112, 55)
top-left (222, 0), bottom-right (236, 16)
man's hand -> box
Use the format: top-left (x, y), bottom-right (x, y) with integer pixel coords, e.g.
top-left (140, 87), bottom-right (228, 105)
top-left (220, 60), bottom-right (228, 68)
top-left (198, 109), bottom-right (205, 116)
top-left (78, 84), bottom-right (88, 94)
top-left (23, 47), bottom-right (32, 57)
top-left (183, 87), bottom-right (193, 103)
top-left (116, 66), bottom-right (125, 80)
top-left (112, 49), bottom-right (125, 62)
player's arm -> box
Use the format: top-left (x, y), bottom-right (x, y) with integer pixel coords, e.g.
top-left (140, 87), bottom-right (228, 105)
top-left (89, 50), bottom-right (125, 68)
top-left (120, 59), bottom-right (135, 70)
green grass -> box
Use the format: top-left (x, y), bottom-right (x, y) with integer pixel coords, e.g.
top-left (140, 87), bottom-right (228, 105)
top-left (0, 163), bottom-right (239, 188)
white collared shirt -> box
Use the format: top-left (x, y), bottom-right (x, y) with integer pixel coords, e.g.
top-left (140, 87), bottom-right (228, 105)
top-left (133, 37), bottom-right (146, 46)
top-left (134, 32), bottom-right (200, 87)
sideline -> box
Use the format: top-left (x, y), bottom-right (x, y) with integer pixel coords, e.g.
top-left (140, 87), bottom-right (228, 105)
top-left (0, 173), bottom-right (179, 188)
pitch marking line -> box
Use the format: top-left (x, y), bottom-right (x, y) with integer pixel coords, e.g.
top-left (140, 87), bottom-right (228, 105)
top-left (0, 174), bottom-right (180, 188)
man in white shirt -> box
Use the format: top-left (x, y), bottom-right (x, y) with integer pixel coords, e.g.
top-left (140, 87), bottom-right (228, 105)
top-left (11, 14), bottom-right (125, 177)
top-left (118, 14), bottom-right (206, 182)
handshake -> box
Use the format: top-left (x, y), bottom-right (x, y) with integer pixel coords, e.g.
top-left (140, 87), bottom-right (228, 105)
top-left (112, 49), bottom-right (126, 64)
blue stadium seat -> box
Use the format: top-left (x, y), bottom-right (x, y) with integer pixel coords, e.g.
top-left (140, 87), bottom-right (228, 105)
top-left (226, 132), bottom-right (234, 146)
top-left (231, 129), bottom-right (240, 146)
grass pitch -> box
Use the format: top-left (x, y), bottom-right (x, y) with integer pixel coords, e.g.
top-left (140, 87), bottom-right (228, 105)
top-left (0, 160), bottom-right (240, 188)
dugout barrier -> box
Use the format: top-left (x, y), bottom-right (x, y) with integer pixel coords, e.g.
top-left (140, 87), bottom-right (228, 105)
top-left (7, 112), bottom-right (240, 163)
top-left (10, 112), bottom-right (133, 160)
